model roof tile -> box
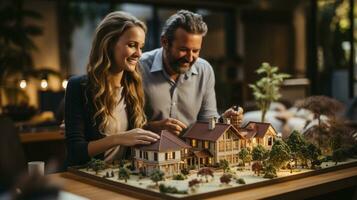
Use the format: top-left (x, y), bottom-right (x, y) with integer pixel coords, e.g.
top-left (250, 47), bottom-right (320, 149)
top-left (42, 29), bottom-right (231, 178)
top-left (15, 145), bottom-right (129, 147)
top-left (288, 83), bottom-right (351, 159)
top-left (136, 130), bottom-right (191, 151)
top-left (242, 122), bottom-right (277, 138)
top-left (182, 122), bottom-right (244, 141)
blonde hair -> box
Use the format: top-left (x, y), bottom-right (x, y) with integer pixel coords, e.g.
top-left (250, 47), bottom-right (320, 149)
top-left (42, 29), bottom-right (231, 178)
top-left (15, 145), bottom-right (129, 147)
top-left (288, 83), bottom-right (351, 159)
top-left (86, 11), bottom-right (147, 132)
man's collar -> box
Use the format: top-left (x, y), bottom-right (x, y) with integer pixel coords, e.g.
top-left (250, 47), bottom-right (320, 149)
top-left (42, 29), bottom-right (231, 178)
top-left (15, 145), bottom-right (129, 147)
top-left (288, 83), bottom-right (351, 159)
top-left (150, 47), bottom-right (198, 76)
top-left (150, 48), bottom-right (164, 73)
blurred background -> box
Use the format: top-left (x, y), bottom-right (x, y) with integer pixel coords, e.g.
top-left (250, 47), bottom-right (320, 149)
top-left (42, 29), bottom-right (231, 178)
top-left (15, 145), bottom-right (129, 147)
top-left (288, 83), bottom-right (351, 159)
top-left (0, 0), bottom-right (356, 169)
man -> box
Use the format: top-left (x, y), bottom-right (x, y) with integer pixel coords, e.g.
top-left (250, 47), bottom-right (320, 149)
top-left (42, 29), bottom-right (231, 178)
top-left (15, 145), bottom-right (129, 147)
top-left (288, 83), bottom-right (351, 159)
top-left (140, 10), bottom-right (242, 135)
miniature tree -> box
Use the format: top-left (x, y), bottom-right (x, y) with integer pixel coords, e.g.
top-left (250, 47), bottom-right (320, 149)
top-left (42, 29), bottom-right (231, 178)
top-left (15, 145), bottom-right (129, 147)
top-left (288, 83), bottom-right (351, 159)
top-left (269, 140), bottom-right (291, 170)
top-left (181, 168), bottom-right (190, 176)
top-left (219, 160), bottom-right (230, 173)
top-left (251, 162), bottom-right (263, 176)
top-left (249, 62), bottom-right (290, 122)
top-left (252, 144), bottom-right (269, 163)
top-left (88, 159), bottom-right (106, 175)
top-left (239, 148), bottom-right (249, 166)
top-left (263, 163), bottom-right (277, 179)
top-left (197, 167), bottom-right (214, 183)
top-left (172, 173), bottom-right (186, 180)
top-left (298, 96), bottom-right (345, 154)
top-left (297, 96), bottom-right (343, 127)
top-left (332, 148), bottom-right (348, 165)
top-left (220, 174), bottom-right (232, 185)
top-left (118, 167), bottom-right (130, 183)
top-left (150, 169), bottom-right (165, 186)
top-left (301, 142), bottom-right (322, 169)
top-left (287, 130), bottom-right (307, 167)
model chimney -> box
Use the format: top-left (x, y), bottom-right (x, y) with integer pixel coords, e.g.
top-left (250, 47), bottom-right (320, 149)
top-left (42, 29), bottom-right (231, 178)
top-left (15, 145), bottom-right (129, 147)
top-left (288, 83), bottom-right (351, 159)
top-left (208, 117), bottom-right (216, 130)
top-left (231, 106), bottom-right (244, 129)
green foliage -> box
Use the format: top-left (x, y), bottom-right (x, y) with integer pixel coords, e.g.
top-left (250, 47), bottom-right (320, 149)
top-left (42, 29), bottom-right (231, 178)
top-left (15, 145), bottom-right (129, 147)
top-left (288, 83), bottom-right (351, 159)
top-left (252, 145), bottom-right (269, 162)
top-left (236, 178), bottom-right (246, 184)
top-left (249, 62), bottom-right (290, 122)
top-left (220, 173), bottom-right (232, 184)
top-left (159, 184), bottom-right (188, 194)
top-left (238, 148), bottom-right (249, 165)
top-left (118, 167), bottom-right (130, 182)
top-left (332, 148), bottom-right (349, 165)
top-left (269, 140), bottom-right (291, 169)
top-left (180, 168), bottom-right (190, 176)
top-left (219, 159), bottom-right (230, 173)
top-left (172, 173), bottom-right (186, 180)
top-left (87, 159), bottom-right (106, 175)
top-left (301, 142), bottom-right (322, 169)
top-left (263, 163), bottom-right (277, 179)
top-left (287, 130), bottom-right (307, 166)
top-left (150, 169), bottom-right (165, 186)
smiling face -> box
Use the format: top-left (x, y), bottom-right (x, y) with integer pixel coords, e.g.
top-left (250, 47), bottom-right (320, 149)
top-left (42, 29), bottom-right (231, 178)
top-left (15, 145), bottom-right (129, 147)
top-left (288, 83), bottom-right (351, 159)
top-left (162, 28), bottom-right (203, 74)
top-left (112, 26), bottom-right (145, 73)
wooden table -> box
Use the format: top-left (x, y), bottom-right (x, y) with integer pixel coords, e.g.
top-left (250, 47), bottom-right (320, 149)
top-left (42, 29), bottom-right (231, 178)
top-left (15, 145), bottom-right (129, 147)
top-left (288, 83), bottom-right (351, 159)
top-left (49, 166), bottom-right (357, 200)
top-left (20, 130), bottom-right (65, 143)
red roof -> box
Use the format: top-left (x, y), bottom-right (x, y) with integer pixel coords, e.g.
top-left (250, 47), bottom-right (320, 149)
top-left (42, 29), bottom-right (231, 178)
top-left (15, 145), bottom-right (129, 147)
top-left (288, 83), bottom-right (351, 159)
top-left (242, 122), bottom-right (277, 138)
top-left (136, 130), bottom-right (191, 151)
top-left (182, 122), bottom-right (244, 141)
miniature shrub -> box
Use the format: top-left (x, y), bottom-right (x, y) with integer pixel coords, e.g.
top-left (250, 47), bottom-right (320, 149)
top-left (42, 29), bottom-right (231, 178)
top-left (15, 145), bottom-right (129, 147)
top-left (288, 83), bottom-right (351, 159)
top-left (159, 184), bottom-right (187, 194)
top-left (188, 179), bottom-right (200, 188)
top-left (263, 172), bottom-right (277, 179)
top-left (181, 168), bottom-right (190, 176)
top-left (172, 174), bottom-right (186, 180)
top-left (220, 174), bottom-right (232, 184)
top-left (236, 178), bottom-right (246, 184)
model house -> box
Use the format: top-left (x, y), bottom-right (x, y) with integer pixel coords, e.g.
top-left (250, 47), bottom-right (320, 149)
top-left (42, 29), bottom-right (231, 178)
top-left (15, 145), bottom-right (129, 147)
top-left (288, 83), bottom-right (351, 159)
top-left (239, 122), bottom-right (277, 150)
top-left (133, 130), bottom-right (191, 176)
top-left (182, 118), bottom-right (245, 168)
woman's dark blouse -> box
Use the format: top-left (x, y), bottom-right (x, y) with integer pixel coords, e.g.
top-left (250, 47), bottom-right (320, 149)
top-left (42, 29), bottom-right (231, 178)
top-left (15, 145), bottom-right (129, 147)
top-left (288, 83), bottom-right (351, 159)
top-left (65, 75), bottom-right (105, 166)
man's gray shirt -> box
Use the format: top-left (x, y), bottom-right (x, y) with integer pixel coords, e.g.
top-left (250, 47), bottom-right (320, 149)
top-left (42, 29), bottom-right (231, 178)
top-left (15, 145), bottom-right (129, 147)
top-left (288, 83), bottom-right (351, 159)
top-left (139, 48), bottom-right (219, 127)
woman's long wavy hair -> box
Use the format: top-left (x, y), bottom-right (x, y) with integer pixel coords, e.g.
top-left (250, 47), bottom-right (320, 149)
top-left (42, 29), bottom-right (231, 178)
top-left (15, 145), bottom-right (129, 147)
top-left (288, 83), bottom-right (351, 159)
top-left (86, 11), bottom-right (147, 133)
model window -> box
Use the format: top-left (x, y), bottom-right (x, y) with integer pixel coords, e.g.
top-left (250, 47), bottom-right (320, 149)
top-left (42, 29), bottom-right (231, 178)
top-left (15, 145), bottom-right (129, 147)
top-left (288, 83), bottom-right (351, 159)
top-left (144, 152), bottom-right (148, 159)
top-left (204, 141), bottom-right (209, 149)
top-left (154, 152), bottom-right (158, 161)
top-left (191, 139), bottom-right (197, 147)
top-left (234, 140), bottom-right (239, 149)
top-left (140, 150), bottom-right (142, 158)
top-left (166, 152), bottom-right (173, 160)
top-left (268, 137), bottom-right (273, 146)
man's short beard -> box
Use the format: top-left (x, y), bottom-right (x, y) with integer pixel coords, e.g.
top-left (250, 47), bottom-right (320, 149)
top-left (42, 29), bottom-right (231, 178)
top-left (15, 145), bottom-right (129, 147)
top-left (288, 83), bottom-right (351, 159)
top-left (167, 52), bottom-right (194, 74)
top-left (170, 60), bottom-right (191, 74)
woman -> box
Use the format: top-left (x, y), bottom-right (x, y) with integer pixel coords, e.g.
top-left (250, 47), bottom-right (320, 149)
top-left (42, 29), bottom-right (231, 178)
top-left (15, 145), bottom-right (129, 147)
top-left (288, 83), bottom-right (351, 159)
top-left (65, 11), bottom-right (159, 166)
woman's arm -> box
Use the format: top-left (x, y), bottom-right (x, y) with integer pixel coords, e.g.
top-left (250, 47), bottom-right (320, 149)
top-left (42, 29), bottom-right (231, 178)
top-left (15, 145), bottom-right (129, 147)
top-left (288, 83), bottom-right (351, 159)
top-left (87, 128), bottom-right (159, 157)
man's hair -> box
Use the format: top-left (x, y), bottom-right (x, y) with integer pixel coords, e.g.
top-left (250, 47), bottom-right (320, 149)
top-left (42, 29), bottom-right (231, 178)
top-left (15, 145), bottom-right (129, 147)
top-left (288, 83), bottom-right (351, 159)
top-left (161, 10), bottom-right (207, 45)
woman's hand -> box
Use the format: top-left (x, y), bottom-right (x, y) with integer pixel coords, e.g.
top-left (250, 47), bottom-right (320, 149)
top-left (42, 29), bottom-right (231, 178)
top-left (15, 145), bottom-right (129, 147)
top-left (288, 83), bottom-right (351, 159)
top-left (117, 128), bottom-right (160, 146)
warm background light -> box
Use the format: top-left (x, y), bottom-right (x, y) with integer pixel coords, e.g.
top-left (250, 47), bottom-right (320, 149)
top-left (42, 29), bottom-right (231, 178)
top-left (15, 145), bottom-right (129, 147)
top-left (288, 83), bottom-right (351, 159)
top-left (62, 79), bottom-right (68, 89)
top-left (19, 80), bottom-right (27, 89)
top-left (40, 79), bottom-right (48, 89)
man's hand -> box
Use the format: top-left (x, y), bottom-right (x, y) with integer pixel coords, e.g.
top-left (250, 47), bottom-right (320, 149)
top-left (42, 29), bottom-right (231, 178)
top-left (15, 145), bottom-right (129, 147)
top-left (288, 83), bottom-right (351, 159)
top-left (223, 106), bottom-right (244, 123)
top-left (146, 118), bottom-right (187, 135)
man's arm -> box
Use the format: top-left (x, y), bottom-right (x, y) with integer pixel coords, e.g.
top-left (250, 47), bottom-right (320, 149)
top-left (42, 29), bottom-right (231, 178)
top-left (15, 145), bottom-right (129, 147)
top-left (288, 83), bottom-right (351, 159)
top-left (197, 62), bottom-right (220, 121)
